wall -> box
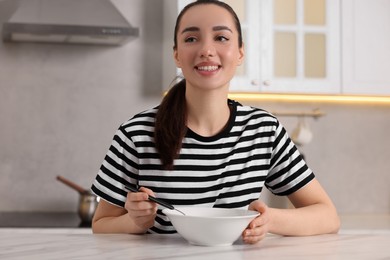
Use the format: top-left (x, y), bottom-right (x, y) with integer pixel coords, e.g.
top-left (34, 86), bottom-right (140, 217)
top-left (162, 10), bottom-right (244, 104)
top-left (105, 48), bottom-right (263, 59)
top-left (248, 101), bottom-right (390, 214)
top-left (0, 0), bottom-right (389, 215)
top-left (0, 0), bottom-right (162, 211)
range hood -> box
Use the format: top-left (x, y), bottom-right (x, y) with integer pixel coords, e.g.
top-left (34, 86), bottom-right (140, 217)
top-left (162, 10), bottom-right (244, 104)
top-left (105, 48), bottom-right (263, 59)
top-left (2, 0), bottom-right (139, 45)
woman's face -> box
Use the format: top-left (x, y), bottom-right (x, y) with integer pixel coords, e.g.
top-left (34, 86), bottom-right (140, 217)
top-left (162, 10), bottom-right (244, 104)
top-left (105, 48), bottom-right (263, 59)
top-left (174, 4), bottom-right (244, 92)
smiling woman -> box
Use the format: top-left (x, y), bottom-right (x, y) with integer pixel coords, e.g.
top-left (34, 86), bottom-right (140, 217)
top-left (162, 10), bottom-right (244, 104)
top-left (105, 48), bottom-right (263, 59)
top-left (90, 0), bottom-right (339, 245)
top-left (172, 4), bottom-right (243, 90)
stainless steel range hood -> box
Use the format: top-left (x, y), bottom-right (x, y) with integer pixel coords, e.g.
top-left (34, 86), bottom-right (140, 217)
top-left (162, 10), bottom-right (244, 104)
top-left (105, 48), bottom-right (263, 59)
top-left (2, 0), bottom-right (139, 45)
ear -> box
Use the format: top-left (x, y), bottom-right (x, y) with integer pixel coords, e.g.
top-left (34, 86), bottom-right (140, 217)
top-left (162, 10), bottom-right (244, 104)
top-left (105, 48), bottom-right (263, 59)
top-left (237, 43), bottom-right (245, 66)
top-left (173, 48), bottom-right (181, 68)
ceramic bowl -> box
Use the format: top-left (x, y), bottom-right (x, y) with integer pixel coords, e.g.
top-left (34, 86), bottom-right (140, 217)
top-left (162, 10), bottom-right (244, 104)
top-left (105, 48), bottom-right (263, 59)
top-left (162, 207), bottom-right (259, 246)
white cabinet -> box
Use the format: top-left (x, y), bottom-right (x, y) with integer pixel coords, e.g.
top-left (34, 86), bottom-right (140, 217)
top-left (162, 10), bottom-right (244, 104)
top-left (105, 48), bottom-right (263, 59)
top-left (230, 0), bottom-right (341, 94)
top-left (341, 0), bottom-right (390, 95)
top-left (163, 0), bottom-right (390, 96)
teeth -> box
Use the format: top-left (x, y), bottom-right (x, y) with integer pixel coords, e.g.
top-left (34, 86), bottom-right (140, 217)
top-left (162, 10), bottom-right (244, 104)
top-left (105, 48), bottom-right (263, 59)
top-left (197, 66), bottom-right (218, 71)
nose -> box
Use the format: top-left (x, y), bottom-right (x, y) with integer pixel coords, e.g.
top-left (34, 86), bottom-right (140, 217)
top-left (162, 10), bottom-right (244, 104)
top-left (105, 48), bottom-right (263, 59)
top-left (199, 38), bottom-right (216, 58)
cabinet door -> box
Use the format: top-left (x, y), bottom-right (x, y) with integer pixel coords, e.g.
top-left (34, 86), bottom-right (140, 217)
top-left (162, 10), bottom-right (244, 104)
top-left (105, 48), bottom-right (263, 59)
top-left (260, 0), bottom-right (341, 94)
top-left (342, 0), bottom-right (390, 95)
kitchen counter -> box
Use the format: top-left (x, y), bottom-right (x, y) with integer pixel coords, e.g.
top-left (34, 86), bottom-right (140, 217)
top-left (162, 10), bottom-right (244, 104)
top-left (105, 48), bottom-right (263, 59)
top-left (1, 214), bottom-right (389, 259)
top-left (1, 228), bottom-right (389, 259)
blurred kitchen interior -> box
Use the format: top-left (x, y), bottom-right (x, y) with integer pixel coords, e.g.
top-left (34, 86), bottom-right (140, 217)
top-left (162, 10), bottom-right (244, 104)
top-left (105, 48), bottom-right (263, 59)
top-left (0, 0), bottom-right (389, 217)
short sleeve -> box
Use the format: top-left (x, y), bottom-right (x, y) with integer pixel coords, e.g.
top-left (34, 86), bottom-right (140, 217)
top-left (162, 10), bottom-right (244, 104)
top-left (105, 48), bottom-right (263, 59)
top-left (265, 121), bottom-right (315, 196)
top-left (91, 125), bottom-right (140, 207)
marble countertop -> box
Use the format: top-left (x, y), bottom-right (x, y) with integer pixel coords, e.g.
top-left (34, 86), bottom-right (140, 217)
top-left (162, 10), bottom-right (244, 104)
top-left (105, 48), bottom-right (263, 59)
top-left (1, 214), bottom-right (389, 259)
top-left (1, 228), bottom-right (389, 260)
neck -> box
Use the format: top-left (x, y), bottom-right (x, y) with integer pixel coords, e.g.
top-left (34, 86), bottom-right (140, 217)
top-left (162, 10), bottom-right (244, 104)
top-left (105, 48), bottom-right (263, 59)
top-left (185, 87), bottom-right (230, 137)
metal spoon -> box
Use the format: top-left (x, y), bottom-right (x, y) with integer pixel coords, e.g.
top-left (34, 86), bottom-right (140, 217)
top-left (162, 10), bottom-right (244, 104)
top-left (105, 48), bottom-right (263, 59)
top-left (124, 185), bottom-right (185, 216)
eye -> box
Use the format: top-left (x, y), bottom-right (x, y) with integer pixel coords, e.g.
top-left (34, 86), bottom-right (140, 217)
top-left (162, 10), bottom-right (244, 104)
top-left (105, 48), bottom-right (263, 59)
top-left (215, 35), bottom-right (229, 42)
top-left (184, 36), bottom-right (197, 43)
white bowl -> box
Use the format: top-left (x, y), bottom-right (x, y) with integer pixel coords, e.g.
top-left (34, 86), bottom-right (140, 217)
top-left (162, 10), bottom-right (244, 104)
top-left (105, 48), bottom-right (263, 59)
top-left (162, 207), bottom-right (259, 246)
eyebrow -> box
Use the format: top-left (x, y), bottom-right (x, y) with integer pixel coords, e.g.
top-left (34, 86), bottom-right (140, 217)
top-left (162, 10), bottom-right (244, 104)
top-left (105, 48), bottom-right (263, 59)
top-left (181, 25), bottom-right (233, 34)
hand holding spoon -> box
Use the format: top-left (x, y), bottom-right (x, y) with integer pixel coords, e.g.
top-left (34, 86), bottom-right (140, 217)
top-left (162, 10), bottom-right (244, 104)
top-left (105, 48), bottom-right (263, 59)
top-left (125, 185), bottom-right (185, 216)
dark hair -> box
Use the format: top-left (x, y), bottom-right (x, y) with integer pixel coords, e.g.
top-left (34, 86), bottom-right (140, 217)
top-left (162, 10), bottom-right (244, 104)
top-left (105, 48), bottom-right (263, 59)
top-left (154, 0), bottom-right (242, 170)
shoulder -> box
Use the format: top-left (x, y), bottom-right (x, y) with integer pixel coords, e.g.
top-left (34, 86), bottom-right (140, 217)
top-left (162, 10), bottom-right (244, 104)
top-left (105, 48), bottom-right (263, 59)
top-left (118, 106), bottom-right (158, 137)
top-left (232, 100), bottom-right (279, 126)
top-left (121, 107), bottom-right (157, 127)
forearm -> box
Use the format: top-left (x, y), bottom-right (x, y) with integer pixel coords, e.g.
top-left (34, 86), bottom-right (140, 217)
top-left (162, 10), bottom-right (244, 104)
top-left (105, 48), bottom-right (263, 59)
top-left (92, 213), bottom-right (147, 234)
top-left (91, 199), bottom-right (150, 234)
top-left (268, 203), bottom-right (340, 236)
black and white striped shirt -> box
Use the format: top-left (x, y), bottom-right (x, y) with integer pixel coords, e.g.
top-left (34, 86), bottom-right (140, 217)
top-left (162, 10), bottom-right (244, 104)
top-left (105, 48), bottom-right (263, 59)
top-left (91, 100), bottom-right (314, 233)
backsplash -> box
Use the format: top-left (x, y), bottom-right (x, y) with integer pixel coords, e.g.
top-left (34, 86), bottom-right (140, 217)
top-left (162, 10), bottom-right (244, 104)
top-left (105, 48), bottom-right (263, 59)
top-left (0, 0), bottom-right (389, 215)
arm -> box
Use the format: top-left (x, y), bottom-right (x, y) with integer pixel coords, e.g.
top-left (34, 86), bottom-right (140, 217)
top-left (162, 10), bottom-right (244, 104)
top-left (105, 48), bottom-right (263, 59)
top-left (242, 179), bottom-right (340, 244)
top-left (270, 178), bottom-right (340, 236)
top-left (92, 187), bottom-right (158, 234)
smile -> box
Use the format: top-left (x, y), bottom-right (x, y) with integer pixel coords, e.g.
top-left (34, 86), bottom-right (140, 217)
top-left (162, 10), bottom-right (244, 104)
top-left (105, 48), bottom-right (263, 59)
top-left (196, 65), bottom-right (220, 72)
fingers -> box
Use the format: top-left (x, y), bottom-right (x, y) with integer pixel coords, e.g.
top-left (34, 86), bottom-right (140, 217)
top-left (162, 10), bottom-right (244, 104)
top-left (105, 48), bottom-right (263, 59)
top-left (242, 215), bottom-right (269, 244)
top-left (242, 226), bottom-right (268, 244)
top-left (125, 187), bottom-right (158, 217)
top-left (242, 200), bottom-right (270, 244)
top-left (124, 186), bottom-right (158, 231)
top-left (138, 187), bottom-right (156, 197)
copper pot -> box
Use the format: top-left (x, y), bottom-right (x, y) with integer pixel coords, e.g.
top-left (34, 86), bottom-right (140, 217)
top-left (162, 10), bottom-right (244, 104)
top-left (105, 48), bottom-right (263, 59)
top-left (56, 175), bottom-right (98, 223)
top-left (78, 190), bottom-right (99, 223)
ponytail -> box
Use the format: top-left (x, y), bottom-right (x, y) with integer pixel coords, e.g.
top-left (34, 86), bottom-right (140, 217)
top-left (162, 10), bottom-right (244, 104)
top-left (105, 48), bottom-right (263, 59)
top-left (154, 79), bottom-right (187, 170)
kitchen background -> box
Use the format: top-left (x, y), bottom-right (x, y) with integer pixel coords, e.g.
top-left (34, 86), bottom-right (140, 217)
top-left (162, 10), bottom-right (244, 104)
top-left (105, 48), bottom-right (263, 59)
top-left (0, 0), bottom-right (389, 216)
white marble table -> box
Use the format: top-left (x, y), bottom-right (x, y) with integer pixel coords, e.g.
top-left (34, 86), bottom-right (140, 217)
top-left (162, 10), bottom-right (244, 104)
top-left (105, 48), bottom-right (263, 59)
top-left (1, 228), bottom-right (389, 260)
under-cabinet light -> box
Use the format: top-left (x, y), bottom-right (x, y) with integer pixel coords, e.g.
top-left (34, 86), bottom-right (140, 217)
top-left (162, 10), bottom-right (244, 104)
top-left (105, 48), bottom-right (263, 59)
top-left (227, 92), bottom-right (390, 105)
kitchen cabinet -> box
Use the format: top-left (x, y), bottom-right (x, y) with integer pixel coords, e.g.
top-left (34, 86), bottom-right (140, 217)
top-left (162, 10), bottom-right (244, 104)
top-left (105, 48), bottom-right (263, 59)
top-left (239, 0), bottom-right (341, 94)
top-left (162, 0), bottom-right (390, 96)
top-left (341, 0), bottom-right (390, 95)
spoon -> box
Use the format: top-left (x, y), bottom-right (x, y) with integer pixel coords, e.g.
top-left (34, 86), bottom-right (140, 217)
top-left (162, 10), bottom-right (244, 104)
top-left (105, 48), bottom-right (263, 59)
top-left (124, 185), bottom-right (185, 216)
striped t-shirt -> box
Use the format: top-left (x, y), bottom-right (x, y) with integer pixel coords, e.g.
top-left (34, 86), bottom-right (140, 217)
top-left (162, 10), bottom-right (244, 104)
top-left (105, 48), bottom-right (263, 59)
top-left (91, 100), bottom-right (314, 233)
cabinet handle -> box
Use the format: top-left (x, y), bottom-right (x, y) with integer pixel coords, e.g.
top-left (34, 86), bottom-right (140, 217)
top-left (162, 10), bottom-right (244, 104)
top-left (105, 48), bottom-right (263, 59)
top-left (263, 80), bottom-right (271, 86)
top-left (251, 79), bottom-right (259, 86)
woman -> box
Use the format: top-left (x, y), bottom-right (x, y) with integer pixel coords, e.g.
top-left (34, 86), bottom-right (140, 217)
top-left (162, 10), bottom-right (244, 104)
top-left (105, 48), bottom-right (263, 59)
top-left (91, 0), bottom-right (340, 244)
